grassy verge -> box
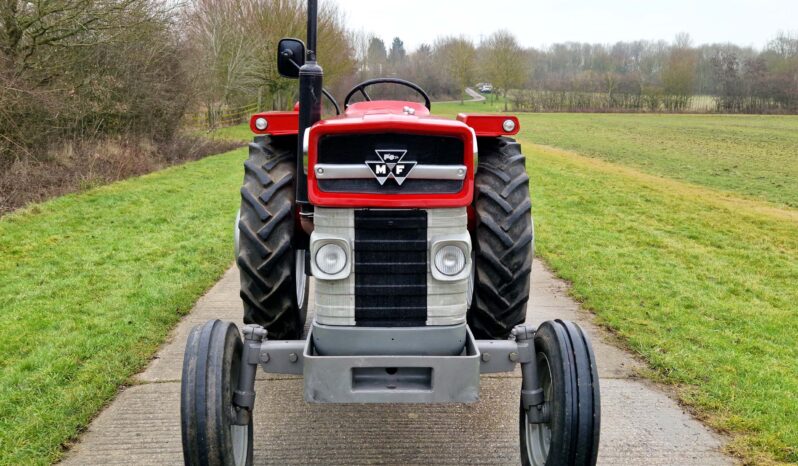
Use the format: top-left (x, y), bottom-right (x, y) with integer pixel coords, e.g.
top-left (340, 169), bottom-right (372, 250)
top-left (521, 140), bottom-right (797, 463)
top-left (0, 148), bottom-right (246, 464)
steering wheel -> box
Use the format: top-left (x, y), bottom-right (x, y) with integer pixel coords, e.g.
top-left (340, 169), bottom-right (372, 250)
top-left (344, 78), bottom-right (431, 110)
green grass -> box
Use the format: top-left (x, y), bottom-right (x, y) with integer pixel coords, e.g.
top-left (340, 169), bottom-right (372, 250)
top-left (521, 141), bottom-right (798, 464)
top-left (200, 124), bottom-right (253, 142)
top-left (434, 95), bottom-right (508, 114)
top-left (0, 148), bottom-right (246, 464)
top-left (515, 113), bottom-right (798, 208)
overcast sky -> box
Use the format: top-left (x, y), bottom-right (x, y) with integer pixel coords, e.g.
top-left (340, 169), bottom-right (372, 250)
top-left (335, 0), bottom-right (796, 51)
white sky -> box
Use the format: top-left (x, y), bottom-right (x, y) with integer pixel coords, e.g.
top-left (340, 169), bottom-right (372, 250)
top-left (335, 0), bottom-right (796, 51)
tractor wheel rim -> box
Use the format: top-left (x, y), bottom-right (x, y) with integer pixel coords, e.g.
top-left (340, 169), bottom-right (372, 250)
top-left (231, 425), bottom-right (249, 466)
top-left (234, 209), bottom-right (241, 260)
top-left (525, 353), bottom-right (552, 466)
top-left (229, 345), bottom-right (249, 466)
top-left (296, 250), bottom-right (307, 309)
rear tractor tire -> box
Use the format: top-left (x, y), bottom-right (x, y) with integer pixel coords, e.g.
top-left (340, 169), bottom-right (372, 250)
top-left (469, 137), bottom-right (534, 340)
top-left (237, 136), bottom-right (308, 340)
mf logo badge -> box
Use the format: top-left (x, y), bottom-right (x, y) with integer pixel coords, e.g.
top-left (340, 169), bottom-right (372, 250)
top-left (366, 149), bottom-right (416, 186)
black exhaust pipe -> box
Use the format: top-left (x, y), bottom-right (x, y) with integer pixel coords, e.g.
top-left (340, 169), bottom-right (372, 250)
top-left (296, 0), bottom-right (323, 206)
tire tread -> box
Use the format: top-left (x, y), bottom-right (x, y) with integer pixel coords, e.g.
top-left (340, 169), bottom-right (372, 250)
top-left (237, 136), bottom-right (303, 339)
top-left (469, 137), bottom-right (534, 339)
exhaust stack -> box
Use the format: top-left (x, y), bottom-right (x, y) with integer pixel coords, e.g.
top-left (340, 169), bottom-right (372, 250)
top-left (296, 0), bottom-right (323, 206)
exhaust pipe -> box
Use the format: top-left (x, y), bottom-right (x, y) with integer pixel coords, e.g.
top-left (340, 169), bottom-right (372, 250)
top-left (296, 0), bottom-right (323, 207)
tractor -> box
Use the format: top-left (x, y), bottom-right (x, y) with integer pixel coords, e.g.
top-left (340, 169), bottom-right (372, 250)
top-left (180, 1), bottom-right (600, 464)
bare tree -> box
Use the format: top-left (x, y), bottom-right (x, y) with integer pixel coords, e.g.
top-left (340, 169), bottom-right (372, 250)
top-left (1, 0), bottom-right (188, 157)
top-left (662, 33), bottom-right (697, 110)
top-left (482, 30), bottom-right (527, 110)
top-left (436, 36), bottom-right (476, 103)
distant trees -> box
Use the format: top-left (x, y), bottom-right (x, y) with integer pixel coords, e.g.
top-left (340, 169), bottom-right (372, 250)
top-left (388, 37), bottom-right (406, 66)
top-left (366, 37), bottom-right (387, 75)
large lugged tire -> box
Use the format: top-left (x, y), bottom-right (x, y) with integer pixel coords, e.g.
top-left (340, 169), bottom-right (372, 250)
top-left (469, 137), bottom-right (534, 339)
top-left (519, 320), bottom-right (601, 466)
top-left (237, 136), bottom-right (307, 340)
top-left (181, 320), bottom-right (253, 466)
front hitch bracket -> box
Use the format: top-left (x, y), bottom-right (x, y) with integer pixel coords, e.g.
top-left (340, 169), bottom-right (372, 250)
top-left (232, 324), bottom-right (267, 425)
top-left (513, 324), bottom-right (548, 422)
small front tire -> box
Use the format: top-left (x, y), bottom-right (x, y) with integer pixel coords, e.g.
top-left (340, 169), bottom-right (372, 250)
top-left (181, 320), bottom-right (253, 466)
top-left (520, 320), bottom-right (600, 466)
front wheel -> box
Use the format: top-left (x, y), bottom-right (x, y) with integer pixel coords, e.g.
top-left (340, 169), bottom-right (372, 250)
top-left (520, 320), bottom-right (600, 466)
top-left (181, 320), bottom-right (253, 466)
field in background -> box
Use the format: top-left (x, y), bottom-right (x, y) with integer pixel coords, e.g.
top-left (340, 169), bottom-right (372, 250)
top-left (438, 103), bottom-right (798, 206)
top-left (517, 113), bottom-right (798, 208)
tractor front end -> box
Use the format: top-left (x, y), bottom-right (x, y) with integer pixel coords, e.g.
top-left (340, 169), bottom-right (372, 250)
top-left (180, 1), bottom-right (600, 465)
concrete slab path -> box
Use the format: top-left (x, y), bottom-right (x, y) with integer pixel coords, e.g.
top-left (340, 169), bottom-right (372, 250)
top-left (62, 262), bottom-right (735, 465)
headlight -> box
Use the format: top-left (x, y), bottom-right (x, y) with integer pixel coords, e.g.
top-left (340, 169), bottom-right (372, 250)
top-left (315, 243), bottom-right (347, 275)
top-left (502, 118), bottom-right (517, 132)
top-left (434, 245), bottom-right (466, 277)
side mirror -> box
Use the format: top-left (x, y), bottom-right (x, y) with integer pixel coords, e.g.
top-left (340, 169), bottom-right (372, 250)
top-left (277, 38), bottom-right (306, 79)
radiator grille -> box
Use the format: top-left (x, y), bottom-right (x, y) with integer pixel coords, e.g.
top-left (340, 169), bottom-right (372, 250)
top-left (318, 133), bottom-right (464, 165)
top-left (317, 133), bottom-right (465, 194)
top-left (354, 210), bottom-right (427, 327)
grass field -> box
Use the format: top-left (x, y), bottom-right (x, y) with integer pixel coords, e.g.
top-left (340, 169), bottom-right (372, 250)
top-left (0, 149), bottom-right (246, 464)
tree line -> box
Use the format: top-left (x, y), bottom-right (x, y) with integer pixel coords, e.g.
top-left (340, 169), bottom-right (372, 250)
top-left (2, 0), bottom-right (797, 162)
top-left (357, 31), bottom-right (798, 113)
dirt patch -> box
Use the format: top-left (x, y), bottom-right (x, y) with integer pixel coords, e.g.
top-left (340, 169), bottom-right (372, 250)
top-left (0, 135), bottom-right (241, 216)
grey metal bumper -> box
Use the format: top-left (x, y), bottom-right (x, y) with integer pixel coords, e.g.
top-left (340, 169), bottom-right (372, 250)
top-left (256, 322), bottom-right (521, 404)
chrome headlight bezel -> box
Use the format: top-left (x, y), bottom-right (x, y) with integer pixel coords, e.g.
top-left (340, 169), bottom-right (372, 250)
top-left (430, 233), bottom-right (472, 282)
top-left (309, 233), bottom-right (351, 280)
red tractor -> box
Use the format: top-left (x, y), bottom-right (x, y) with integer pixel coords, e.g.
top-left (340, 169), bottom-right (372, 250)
top-left (181, 2), bottom-right (600, 464)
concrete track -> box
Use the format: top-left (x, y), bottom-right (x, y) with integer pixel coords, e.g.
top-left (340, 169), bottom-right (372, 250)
top-left (62, 262), bottom-right (734, 465)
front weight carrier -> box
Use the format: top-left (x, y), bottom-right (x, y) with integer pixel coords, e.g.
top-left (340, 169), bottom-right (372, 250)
top-left (228, 322), bottom-right (550, 408)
